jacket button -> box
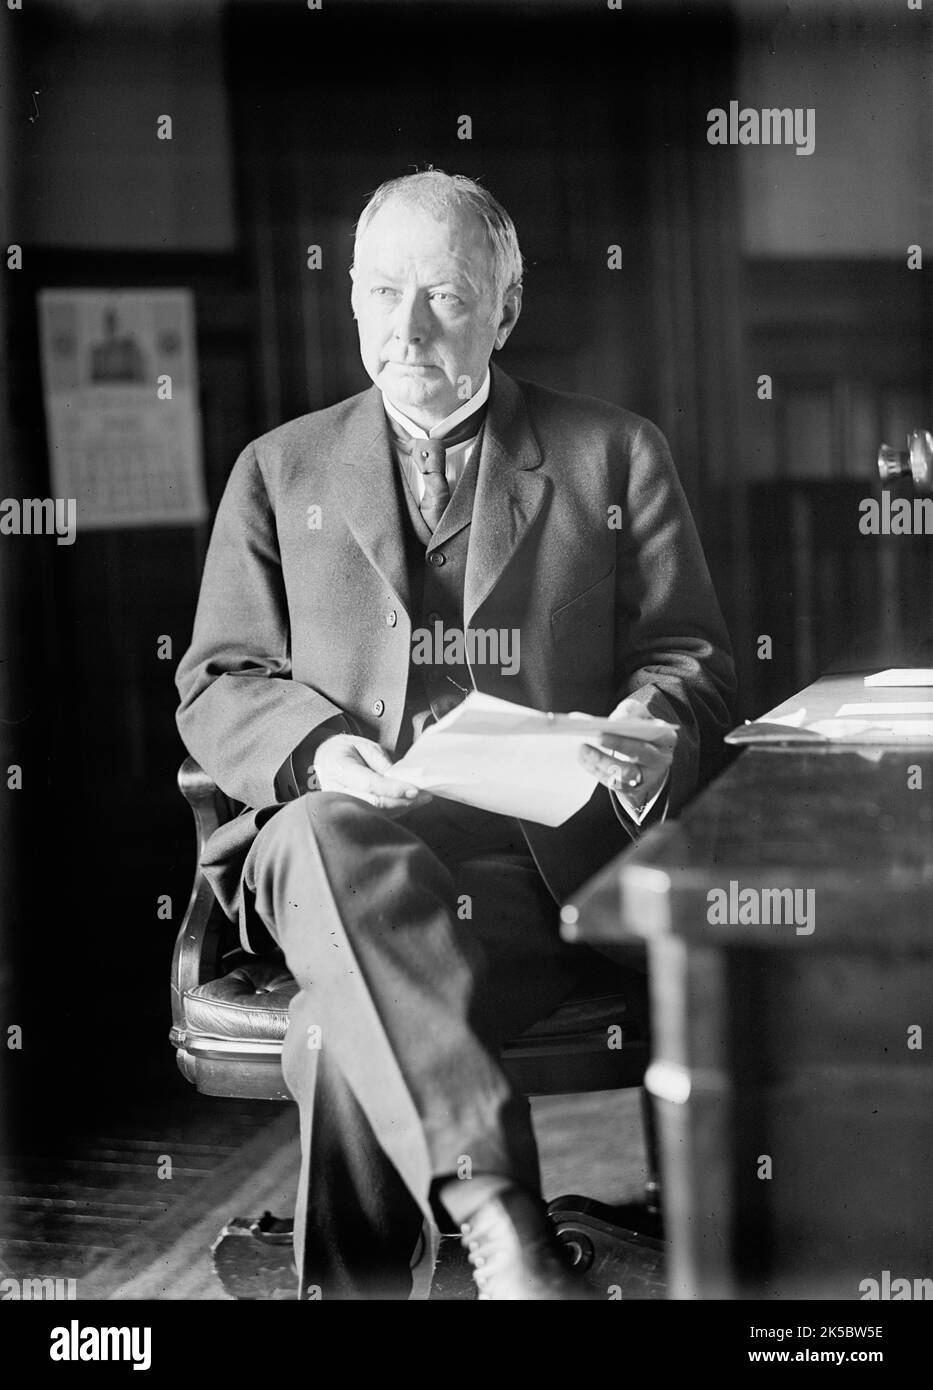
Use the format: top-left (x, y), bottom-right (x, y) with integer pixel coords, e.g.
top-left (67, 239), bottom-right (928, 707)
top-left (372, 699), bottom-right (385, 716)
top-left (385, 610), bottom-right (397, 627)
top-left (429, 551), bottom-right (445, 567)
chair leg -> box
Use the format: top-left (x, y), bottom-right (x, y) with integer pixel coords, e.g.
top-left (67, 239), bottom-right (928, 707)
top-left (640, 1086), bottom-right (661, 1219)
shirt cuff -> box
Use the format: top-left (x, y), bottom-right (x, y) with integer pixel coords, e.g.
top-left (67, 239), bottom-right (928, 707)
top-left (611, 769), bottom-right (670, 827)
top-left (273, 715), bottom-right (354, 800)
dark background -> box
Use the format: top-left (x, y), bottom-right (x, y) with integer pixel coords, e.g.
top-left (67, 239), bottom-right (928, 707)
top-left (1, 0), bottom-right (931, 1135)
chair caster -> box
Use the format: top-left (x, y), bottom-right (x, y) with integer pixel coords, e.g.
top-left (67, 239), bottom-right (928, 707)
top-left (546, 1194), bottom-right (666, 1299)
top-left (211, 1211), bottom-right (296, 1299)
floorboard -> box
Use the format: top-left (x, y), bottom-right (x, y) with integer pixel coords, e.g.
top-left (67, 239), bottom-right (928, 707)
top-left (1, 1087), bottom-right (662, 1299)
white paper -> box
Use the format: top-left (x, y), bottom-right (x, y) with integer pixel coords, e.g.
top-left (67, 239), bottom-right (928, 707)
top-left (864, 669), bottom-right (933, 687)
top-left (743, 704), bottom-right (933, 743)
top-left (837, 702), bottom-right (933, 716)
top-left (808, 719), bottom-right (933, 740)
top-left (390, 692), bottom-right (677, 826)
top-left (765, 709), bottom-right (809, 727)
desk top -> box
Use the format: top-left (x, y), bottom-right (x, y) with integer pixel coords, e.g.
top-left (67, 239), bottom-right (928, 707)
top-left (763, 671), bottom-right (933, 733)
top-left (565, 668), bottom-right (933, 950)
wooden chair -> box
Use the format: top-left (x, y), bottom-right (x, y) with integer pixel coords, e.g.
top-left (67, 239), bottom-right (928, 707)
top-left (170, 756), bottom-right (663, 1296)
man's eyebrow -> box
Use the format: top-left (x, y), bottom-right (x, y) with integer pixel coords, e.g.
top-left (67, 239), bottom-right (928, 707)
top-left (363, 267), bottom-right (478, 294)
top-left (426, 274), bottom-right (478, 296)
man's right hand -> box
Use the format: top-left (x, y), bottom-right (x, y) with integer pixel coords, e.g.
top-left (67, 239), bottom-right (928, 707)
top-left (312, 734), bottom-right (432, 816)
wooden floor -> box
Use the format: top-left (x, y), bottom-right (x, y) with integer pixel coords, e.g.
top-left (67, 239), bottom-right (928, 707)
top-left (1, 802), bottom-right (664, 1302)
top-left (2, 1087), bottom-right (660, 1300)
top-left (0, 1089), bottom-right (293, 1286)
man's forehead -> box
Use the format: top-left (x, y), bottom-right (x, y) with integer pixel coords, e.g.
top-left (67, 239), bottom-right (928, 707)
top-left (356, 200), bottom-right (489, 270)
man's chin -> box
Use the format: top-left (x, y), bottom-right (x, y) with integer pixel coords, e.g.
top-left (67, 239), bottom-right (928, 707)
top-left (378, 369), bottom-right (454, 415)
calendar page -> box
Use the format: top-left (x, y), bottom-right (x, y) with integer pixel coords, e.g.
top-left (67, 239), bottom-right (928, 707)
top-left (37, 289), bottom-right (208, 530)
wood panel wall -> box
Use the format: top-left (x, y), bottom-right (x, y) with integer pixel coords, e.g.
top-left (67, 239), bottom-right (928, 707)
top-left (739, 261), bottom-right (933, 711)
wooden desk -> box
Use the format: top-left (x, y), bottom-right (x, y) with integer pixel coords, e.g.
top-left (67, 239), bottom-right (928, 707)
top-left (565, 671), bottom-right (933, 1300)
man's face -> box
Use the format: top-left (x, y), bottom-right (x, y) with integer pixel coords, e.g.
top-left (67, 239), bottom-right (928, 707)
top-left (351, 199), bottom-right (521, 427)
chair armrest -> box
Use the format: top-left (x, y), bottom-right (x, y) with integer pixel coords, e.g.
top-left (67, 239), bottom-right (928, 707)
top-left (170, 757), bottom-right (237, 1038)
top-left (178, 755), bottom-right (237, 847)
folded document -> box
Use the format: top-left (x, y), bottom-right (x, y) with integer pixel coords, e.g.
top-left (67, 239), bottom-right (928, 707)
top-left (390, 692), bottom-right (677, 827)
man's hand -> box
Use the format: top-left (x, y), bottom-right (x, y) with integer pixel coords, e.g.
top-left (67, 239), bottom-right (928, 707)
top-left (577, 698), bottom-right (676, 814)
top-left (578, 733), bottom-right (672, 800)
top-left (313, 734), bottom-right (433, 816)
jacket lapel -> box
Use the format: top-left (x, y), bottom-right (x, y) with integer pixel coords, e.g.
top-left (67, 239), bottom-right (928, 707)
top-left (464, 364), bottom-right (548, 627)
top-left (336, 368), bottom-right (548, 627)
top-left (338, 386), bottom-right (411, 616)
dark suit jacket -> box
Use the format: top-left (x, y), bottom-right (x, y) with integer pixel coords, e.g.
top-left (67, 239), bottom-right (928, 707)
top-left (176, 364), bottom-right (737, 935)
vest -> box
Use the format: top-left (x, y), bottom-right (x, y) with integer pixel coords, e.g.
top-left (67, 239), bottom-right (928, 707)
top-left (392, 431), bottom-right (484, 759)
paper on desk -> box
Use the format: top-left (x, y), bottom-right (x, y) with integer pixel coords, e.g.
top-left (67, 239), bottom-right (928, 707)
top-left (726, 710), bottom-right (823, 745)
top-left (808, 719), bottom-right (933, 739)
top-left (390, 692), bottom-right (677, 826)
top-left (726, 705), bottom-right (933, 745)
top-left (837, 702), bottom-right (933, 716)
top-left (864, 669), bottom-right (933, 687)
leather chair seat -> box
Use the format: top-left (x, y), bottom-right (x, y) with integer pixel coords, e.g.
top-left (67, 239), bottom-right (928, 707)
top-left (186, 954), bottom-right (298, 1042)
top-left (184, 950), bottom-right (638, 1048)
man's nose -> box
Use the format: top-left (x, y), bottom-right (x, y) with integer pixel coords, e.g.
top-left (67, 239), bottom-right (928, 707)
top-left (392, 292), bottom-right (430, 345)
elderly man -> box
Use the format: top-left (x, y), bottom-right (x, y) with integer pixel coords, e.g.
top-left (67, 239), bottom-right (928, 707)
top-left (176, 170), bottom-right (736, 1300)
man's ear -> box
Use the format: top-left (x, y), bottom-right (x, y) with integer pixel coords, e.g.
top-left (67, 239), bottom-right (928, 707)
top-left (349, 264), bottom-right (360, 321)
top-left (493, 284), bottom-right (522, 351)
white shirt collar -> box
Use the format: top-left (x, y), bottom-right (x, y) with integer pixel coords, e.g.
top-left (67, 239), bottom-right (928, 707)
top-left (382, 368), bottom-right (491, 440)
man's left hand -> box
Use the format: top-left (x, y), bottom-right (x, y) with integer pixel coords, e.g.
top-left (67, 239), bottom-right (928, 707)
top-left (578, 732), bottom-right (672, 803)
top-left (578, 698), bottom-right (676, 814)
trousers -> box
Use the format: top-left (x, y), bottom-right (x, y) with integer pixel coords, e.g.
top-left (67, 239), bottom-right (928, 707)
top-left (243, 789), bottom-right (641, 1299)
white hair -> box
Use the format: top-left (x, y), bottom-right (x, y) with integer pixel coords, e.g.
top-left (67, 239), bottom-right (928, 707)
top-left (352, 169), bottom-right (524, 310)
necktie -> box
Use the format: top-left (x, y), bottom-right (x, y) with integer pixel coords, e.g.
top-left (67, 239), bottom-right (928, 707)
top-left (410, 436), bottom-right (451, 532)
top-left (387, 402), bottom-right (487, 532)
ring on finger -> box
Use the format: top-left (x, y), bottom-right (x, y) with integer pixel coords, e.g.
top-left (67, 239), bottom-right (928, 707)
top-left (609, 764), bottom-right (643, 791)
